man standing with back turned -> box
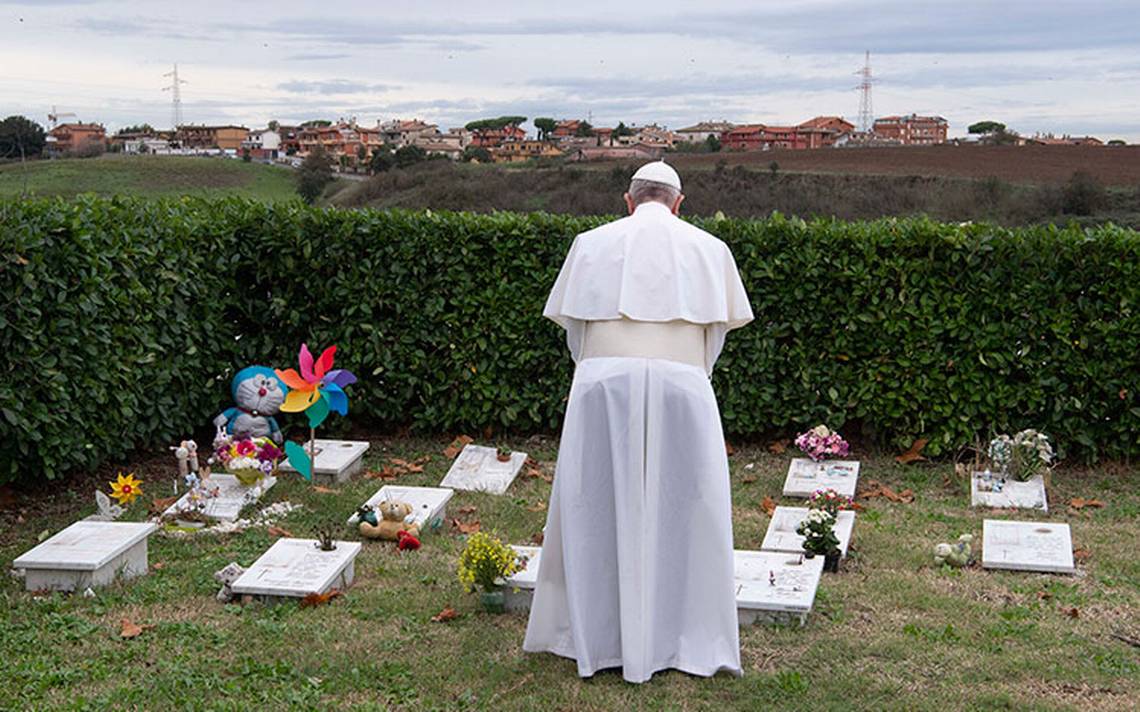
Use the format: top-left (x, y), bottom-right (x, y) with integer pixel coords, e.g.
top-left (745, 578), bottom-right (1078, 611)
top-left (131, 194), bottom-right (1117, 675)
top-left (524, 161), bottom-right (754, 683)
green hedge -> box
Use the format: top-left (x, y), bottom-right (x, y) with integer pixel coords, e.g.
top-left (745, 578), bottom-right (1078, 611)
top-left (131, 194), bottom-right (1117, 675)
top-left (2, 196), bottom-right (1138, 482)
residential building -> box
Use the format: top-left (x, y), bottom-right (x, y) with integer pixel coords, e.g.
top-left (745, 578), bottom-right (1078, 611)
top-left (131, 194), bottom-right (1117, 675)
top-left (176, 124), bottom-right (250, 151)
top-left (721, 119), bottom-right (852, 151)
top-left (276, 125), bottom-right (302, 155)
top-left (676, 121), bottom-right (736, 143)
top-left (470, 125), bottom-right (527, 148)
top-left (241, 129), bottom-right (282, 160)
top-left (411, 128), bottom-right (472, 155)
top-left (872, 114), bottom-right (948, 145)
top-left (379, 119), bottom-right (439, 147)
top-left (47, 122), bottom-right (106, 155)
top-left (1024, 133), bottom-right (1103, 146)
top-left (492, 140), bottom-right (564, 163)
top-left (566, 144), bottom-right (664, 162)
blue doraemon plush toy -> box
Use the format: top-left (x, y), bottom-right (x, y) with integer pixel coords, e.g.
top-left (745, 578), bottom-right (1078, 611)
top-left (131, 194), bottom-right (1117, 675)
top-left (213, 366), bottom-right (287, 443)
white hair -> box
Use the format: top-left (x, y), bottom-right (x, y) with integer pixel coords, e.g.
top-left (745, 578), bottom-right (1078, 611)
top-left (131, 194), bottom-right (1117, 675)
top-left (628, 178), bottom-right (681, 206)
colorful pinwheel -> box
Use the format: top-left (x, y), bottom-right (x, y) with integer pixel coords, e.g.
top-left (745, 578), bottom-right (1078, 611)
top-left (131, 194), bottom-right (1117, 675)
top-left (275, 344), bottom-right (357, 480)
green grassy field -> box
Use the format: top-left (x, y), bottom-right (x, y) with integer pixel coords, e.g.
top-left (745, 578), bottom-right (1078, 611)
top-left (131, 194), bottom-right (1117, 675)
top-left (0, 155), bottom-right (303, 201)
top-left (2, 437), bottom-right (1137, 711)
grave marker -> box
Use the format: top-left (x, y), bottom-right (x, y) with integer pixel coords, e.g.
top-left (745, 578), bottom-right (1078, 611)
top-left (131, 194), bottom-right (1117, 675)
top-left (782, 458), bottom-right (860, 499)
top-left (163, 474), bottom-right (276, 523)
top-left (761, 506), bottom-right (856, 557)
top-left (982, 519), bottom-right (1075, 574)
top-left (13, 521), bottom-right (158, 592)
top-left (439, 444), bottom-right (526, 495)
top-left (279, 439), bottom-right (369, 484)
top-left (230, 538), bottom-right (362, 602)
top-left (971, 473), bottom-right (1048, 512)
top-left (346, 485), bottom-right (454, 534)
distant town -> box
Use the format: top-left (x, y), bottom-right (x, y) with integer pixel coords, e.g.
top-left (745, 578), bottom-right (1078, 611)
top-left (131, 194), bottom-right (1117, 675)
top-left (34, 112), bottom-right (1124, 173)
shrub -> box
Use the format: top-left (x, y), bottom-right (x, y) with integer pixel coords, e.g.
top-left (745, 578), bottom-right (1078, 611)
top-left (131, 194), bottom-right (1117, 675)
top-left (1, 197), bottom-right (1138, 483)
top-left (1061, 171), bottom-right (1107, 216)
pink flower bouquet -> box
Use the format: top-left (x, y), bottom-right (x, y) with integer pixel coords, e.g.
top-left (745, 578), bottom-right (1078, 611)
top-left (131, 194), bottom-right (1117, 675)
top-left (795, 425), bottom-right (850, 462)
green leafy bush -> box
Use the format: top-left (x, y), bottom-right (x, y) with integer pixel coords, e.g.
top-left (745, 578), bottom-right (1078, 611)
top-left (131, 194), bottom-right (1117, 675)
top-left (2, 197), bottom-right (1138, 483)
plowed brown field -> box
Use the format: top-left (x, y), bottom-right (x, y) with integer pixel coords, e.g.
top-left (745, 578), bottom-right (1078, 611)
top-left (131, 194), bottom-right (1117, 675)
top-left (670, 144), bottom-right (1140, 186)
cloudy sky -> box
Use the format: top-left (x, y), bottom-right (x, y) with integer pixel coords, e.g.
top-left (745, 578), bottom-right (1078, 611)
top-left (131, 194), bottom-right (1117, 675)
top-left (2, 0), bottom-right (1138, 141)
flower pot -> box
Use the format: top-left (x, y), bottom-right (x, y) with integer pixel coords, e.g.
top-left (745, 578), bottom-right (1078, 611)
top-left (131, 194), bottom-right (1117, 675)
top-left (496, 453), bottom-right (511, 463)
top-left (824, 551), bottom-right (841, 573)
top-left (480, 589), bottom-right (506, 613)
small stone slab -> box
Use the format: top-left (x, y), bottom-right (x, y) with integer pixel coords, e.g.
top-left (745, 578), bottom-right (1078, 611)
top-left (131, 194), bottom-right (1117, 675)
top-left (346, 485), bottom-right (454, 535)
top-left (982, 519), bottom-right (1075, 574)
top-left (761, 506), bottom-right (856, 558)
top-left (439, 444), bottom-right (526, 495)
top-left (230, 538), bottom-right (362, 601)
top-left (971, 473), bottom-right (1048, 512)
top-left (502, 546), bottom-right (824, 625)
top-left (280, 439), bottom-right (370, 484)
top-left (163, 474), bottom-right (276, 522)
top-left (505, 545), bottom-right (542, 611)
top-left (735, 549), bottom-right (825, 626)
top-left (13, 521), bottom-right (158, 592)
top-left (782, 458), bottom-right (860, 499)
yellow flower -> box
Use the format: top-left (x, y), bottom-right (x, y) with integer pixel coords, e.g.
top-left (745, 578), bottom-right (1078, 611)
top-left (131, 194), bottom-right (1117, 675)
top-left (109, 472), bottom-right (143, 506)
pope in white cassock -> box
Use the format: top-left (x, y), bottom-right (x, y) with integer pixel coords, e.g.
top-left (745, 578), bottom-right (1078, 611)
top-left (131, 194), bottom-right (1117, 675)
top-left (523, 161), bottom-right (754, 683)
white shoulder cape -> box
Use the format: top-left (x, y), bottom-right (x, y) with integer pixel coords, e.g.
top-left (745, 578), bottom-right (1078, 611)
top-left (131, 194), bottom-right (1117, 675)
top-left (543, 202), bottom-right (753, 372)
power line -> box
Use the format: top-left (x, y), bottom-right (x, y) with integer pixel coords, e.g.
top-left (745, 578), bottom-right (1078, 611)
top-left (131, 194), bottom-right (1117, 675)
top-left (855, 51), bottom-right (873, 133)
top-left (162, 64), bottom-right (188, 128)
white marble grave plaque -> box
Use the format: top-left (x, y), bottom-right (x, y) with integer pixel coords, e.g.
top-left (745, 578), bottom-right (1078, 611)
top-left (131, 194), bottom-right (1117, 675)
top-left (971, 473), bottom-right (1047, 512)
top-left (163, 474), bottom-right (276, 523)
top-left (502, 545), bottom-right (825, 625)
top-left (761, 506), bottom-right (856, 557)
top-left (734, 549), bottom-right (825, 625)
top-left (230, 538), bottom-right (362, 600)
top-left (13, 521), bottom-right (158, 592)
top-left (439, 444), bottom-right (526, 495)
top-left (982, 520), bottom-right (1075, 574)
top-left (504, 545), bottom-right (542, 611)
top-left (346, 485), bottom-right (454, 534)
top-left (280, 439), bottom-right (370, 484)
top-left (782, 458), bottom-right (860, 498)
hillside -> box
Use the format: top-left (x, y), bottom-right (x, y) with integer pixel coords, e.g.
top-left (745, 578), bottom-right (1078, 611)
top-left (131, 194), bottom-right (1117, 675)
top-left (0, 155), bottom-right (301, 201)
top-left (329, 155), bottom-right (1140, 227)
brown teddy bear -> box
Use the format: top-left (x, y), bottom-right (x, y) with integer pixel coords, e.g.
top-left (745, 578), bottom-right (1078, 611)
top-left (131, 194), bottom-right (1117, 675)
top-left (359, 500), bottom-right (420, 542)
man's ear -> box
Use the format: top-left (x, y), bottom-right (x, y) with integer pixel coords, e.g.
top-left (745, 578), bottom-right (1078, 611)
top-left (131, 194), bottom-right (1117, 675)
top-left (624, 193), bottom-right (635, 214)
top-left (671, 193), bottom-right (685, 215)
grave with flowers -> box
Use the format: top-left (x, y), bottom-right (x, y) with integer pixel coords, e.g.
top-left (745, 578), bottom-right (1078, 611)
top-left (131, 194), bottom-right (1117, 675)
top-left (782, 425), bottom-right (860, 499)
top-left (971, 430), bottom-right (1053, 512)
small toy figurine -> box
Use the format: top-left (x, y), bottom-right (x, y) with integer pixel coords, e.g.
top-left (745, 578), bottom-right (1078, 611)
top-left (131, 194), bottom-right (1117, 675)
top-left (934, 533), bottom-right (974, 567)
top-left (213, 366), bottom-right (287, 443)
top-left (769, 570), bottom-right (776, 586)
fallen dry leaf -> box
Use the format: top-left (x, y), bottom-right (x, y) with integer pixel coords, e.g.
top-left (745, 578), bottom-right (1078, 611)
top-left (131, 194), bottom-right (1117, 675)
top-left (1073, 547), bottom-right (1092, 563)
top-left (389, 458), bottom-right (425, 474)
top-left (767, 439), bottom-right (790, 455)
top-left (760, 496), bottom-right (777, 516)
top-left (526, 500), bottom-right (547, 512)
top-left (300, 589), bottom-right (343, 608)
top-left (451, 518), bottom-right (481, 534)
top-left (741, 476), bottom-right (757, 484)
top-left (120, 618), bottom-right (154, 639)
top-left (725, 441), bottom-right (736, 456)
top-left (858, 480), bottom-right (915, 503)
top-left (895, 438), bottom-right (929, 464)
top-left (149, 496), bottom-right (179, 516)
top-left (456, 505), bottom-right (477, 515)
top-left (1068, 497), bottom-right (1105, 510)
top-left (1037, 590), bottom-right (1054, 601)
top-left (431, 606), bottom-right (459, 623)
top-left (151, 562), bottom-right (166, 571)
top-left (312, 485), bottom-right (339, 494)
top-left (267, 526), bottom-right (293, 538)
top-left (530, 530), bottom-right (545, 545)
top-left (1062, 606), bottom-right (1080, 619)
top-left (444, 435), bottom-right (474, 460)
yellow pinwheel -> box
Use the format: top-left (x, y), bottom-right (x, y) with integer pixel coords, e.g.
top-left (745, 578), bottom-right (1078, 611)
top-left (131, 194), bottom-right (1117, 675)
top-left (109, 472), bottom-right (143, 506)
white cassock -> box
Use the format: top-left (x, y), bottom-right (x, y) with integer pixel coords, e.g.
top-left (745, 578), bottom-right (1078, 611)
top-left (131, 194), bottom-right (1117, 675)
top-left (523, 201), bottom-right (753, 683)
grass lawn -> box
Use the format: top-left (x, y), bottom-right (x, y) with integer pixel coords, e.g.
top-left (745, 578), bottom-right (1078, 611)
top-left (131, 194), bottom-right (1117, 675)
top-left (0, 155), bottom-right (304, 201)
top-left (2, 437), bottom-right (1137, 711)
